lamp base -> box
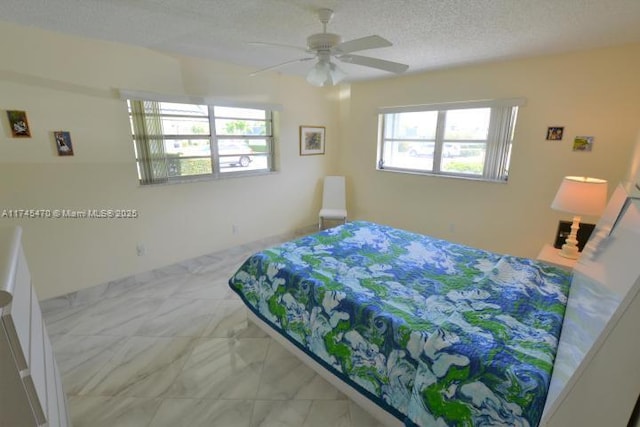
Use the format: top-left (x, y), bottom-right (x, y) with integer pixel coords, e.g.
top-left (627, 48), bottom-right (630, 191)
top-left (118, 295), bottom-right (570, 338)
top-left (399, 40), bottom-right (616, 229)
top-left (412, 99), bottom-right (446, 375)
top-left (558, 244), bottom-right (579, 259)
top-left (558, 215), bottom-right (581, 260)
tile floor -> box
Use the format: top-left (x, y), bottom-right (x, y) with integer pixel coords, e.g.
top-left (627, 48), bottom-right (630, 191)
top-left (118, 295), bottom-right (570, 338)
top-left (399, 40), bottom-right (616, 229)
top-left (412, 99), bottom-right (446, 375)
top-left (41, 232), bottom-right (388, 427)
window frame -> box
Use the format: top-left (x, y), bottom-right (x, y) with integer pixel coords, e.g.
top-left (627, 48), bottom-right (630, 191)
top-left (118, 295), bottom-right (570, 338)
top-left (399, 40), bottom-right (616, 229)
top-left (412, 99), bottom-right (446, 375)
top-left (377, 98), bottom-right (524, 182)
top-left (123, 91), bottom-right (279, 185)
top-left (211, 107), bottom-right (274, 179)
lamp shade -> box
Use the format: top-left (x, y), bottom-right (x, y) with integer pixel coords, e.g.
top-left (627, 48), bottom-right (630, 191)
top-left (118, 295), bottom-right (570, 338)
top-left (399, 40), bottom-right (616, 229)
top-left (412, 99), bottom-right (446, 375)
top-left (551, 176), bottom-right (608, 216)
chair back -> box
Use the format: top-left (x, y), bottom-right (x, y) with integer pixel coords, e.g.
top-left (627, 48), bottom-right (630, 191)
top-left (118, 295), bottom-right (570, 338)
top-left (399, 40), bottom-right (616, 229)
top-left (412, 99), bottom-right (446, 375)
top-left (322, 176), bottom-right (346, 210)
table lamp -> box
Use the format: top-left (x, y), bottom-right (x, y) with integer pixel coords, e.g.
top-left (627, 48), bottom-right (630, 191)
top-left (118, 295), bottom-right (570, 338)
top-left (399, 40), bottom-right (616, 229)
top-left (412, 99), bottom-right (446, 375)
top-left (551, 176), bottom-right (608, 259)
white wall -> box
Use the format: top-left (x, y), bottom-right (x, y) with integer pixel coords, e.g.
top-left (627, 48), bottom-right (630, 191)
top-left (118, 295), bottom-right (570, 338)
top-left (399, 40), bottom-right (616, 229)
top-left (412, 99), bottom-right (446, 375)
top-left (0, 22), bottom-right (339, 299)
top-left (338, 44), bottom-right (640, 257)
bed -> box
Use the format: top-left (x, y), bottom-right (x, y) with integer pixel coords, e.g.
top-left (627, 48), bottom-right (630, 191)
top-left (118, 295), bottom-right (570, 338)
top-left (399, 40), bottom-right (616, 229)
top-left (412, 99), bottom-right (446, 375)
top-left (229, 182), bottom-right (640, 427)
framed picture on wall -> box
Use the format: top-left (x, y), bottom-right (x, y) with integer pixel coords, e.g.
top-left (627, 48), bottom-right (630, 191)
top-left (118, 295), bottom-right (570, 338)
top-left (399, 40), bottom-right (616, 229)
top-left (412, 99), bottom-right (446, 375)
top-left (573, 136), bottom-right (594, 152)
top-left (546, 126), bottom-right (564, 140)
top-left (6, 110), bottom-right (31, 138)
top-left (54, 131), bottom-right (74, 156)
top-left (299, 126), bottom-right (325, 156)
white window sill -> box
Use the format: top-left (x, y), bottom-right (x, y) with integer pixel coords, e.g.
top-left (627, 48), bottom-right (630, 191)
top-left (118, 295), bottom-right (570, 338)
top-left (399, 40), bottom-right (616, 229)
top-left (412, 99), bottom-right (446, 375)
top-left (376, 167), bottom-right (508, 184)
top-left (137, 170), bottom-right (279, 187)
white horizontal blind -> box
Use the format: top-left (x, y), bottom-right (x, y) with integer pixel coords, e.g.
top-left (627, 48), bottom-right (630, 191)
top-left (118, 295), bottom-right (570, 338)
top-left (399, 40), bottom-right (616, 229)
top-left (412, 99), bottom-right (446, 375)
top-left (484, 105), bottom-right (518, 181)
top-left (130, 100), bottom-right (169, 185)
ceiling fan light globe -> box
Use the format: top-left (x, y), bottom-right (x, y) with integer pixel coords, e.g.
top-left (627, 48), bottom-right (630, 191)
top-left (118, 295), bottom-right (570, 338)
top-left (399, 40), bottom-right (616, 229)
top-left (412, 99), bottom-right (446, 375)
top-left (306, 61), bottom-right (329, 86)
top-left (306, 61), bottom-right (346, 87)
top-left (329, 62), bottom-right (346, 84)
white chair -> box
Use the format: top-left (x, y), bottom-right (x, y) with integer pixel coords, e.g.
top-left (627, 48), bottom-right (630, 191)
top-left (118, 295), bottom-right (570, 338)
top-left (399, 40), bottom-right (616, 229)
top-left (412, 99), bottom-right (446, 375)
top-left (319, 176), bottom-right (347, 229)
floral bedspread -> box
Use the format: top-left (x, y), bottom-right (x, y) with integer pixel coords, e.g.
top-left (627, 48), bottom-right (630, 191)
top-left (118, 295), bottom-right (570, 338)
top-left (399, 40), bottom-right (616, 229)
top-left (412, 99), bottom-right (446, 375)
top-left (228, 221), bottom-right (572, 426)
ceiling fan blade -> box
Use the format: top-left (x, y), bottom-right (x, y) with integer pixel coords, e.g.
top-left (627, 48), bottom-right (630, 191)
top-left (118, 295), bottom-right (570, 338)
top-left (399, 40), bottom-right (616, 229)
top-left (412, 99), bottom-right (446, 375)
top-left (334, 35), bottom-right (392, 54)
top-left (248, 41), bottom-right (309, 54)
top-left (249, 57), bottom-right (315, 76)
top-left (338, 54), bottom-right (409, 74)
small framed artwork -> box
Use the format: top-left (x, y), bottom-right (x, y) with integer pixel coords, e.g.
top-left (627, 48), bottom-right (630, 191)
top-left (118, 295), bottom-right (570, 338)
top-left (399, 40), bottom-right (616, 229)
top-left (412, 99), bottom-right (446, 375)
top-left (546, 126), bottom-right (564, 141)
top-left (6, 110), bottom-right (31, 138)
top-left (573, 136), bottom-right (594, 152)
top-left (299, 126), bottom-right (325, 156)
top-left (54, 131), bottom-right (74, 156)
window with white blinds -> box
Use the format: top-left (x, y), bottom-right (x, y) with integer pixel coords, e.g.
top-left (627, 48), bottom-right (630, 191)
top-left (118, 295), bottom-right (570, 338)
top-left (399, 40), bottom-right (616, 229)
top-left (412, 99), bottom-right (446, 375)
top-left (377, 99), bottom-right (523, 182)
top-left (127, 97), bottom-right (275, 185)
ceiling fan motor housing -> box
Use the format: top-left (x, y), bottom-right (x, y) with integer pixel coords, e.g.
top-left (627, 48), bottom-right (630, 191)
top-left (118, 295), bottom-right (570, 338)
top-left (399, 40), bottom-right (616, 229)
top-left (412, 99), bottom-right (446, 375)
top-left (307, 33), bottom-right (342, 52)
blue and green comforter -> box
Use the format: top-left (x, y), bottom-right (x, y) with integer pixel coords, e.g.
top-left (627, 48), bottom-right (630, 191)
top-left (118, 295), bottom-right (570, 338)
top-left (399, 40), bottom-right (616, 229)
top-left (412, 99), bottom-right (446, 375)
top-left (228, 221), bottom-right (572, 426)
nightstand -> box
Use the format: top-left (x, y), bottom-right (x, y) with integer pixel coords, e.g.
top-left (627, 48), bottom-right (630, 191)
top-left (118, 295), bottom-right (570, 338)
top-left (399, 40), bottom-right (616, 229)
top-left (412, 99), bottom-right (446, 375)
top-left (536, 243), bottom-right (577, 270)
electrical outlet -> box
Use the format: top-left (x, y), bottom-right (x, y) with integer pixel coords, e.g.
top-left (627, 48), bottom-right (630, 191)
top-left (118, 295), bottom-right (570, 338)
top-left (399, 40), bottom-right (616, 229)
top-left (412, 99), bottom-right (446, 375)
top-left (232, 224), bottom-right (239, 235)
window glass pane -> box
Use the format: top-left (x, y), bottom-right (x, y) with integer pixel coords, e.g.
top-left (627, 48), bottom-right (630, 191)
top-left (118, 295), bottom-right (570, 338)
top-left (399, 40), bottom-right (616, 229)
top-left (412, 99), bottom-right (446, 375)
top-left (214, 106), bottom-right (267, 120)
top-left (382, 140), bottom-right (434, 171)
top-left (217, 139), bottom-right (258, 153)
top-left (220, 152), bottom-right (270, 173)
top-left (441, 142), bottom-right (462, 158)
top-left (407, 141), bottom-right (435, 158)
top-left (244, 138), bottom-right (270, 154)
top-left (158, 102), bottom-right (208, 116)
top-left (444, 108), bottom-right (490, 140)
top-left (166, 157), bottom-right (212, 177)
top-left (384, 111), bottom-right (437, 139)
top-left (161, 116), bottom-right (210, 136)
top-left (215, 119), bottom-right (270, 136)
top-left (163, 138), bottom-right (211, 156)
top-left (440, 142), bottom-right (486, 175)
top-left (217, 139), bottom-right (255, 170)
top-left (381, 140), bottom-right (403, 167)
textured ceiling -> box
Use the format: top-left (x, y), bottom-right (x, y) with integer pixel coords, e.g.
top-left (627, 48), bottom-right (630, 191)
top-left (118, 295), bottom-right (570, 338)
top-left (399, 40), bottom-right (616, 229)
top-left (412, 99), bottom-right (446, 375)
top-left (2, 0), bottom-right (640, 83)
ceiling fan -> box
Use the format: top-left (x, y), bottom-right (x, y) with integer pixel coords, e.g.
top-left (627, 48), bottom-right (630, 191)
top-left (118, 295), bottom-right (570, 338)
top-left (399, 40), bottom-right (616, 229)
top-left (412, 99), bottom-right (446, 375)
top-left (250, 8), bottom-right (409, 86)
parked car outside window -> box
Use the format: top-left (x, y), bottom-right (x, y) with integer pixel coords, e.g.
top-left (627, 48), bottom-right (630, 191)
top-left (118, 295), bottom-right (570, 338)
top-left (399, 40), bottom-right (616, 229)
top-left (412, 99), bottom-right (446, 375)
top-left (219, 142), bottom-right (254, 167)
top-left (407, 142), bottom-right (461, 157)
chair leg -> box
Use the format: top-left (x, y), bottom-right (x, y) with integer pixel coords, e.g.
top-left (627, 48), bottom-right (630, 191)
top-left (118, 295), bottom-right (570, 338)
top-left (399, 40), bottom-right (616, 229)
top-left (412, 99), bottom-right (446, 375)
top-left (319, 217), bottom-right (323, 230)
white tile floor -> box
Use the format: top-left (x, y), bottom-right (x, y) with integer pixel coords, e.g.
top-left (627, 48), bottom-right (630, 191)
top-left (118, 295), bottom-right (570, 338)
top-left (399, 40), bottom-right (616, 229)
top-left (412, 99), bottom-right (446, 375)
top-left (41, 233), bottom-right (388, 427)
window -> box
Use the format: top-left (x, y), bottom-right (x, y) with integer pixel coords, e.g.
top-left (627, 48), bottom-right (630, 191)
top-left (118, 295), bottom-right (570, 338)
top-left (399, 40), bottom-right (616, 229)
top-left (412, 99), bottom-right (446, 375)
top-left (377, 99), bottom-right (523, 182)
top-left (128, 99), bottom-right (274, 185)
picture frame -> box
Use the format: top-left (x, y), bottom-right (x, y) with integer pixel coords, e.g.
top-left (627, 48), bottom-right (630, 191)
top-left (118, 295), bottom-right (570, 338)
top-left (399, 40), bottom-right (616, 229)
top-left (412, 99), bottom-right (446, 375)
top-left (6, 110), bottom-right (31, 138)
top-left (299, 126), bottom-right (325, 156)
top-left (573, 136), bottom-right (594, 152)
top-left (54, 131), bottom-right (74, 156)
top-left (546, 126), bottom-right (564, 141)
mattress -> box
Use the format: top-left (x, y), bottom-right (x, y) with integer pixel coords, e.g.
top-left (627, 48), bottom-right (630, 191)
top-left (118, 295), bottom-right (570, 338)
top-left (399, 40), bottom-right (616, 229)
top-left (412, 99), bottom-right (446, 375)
top-left (229, 221), bottom-right (572, 426)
